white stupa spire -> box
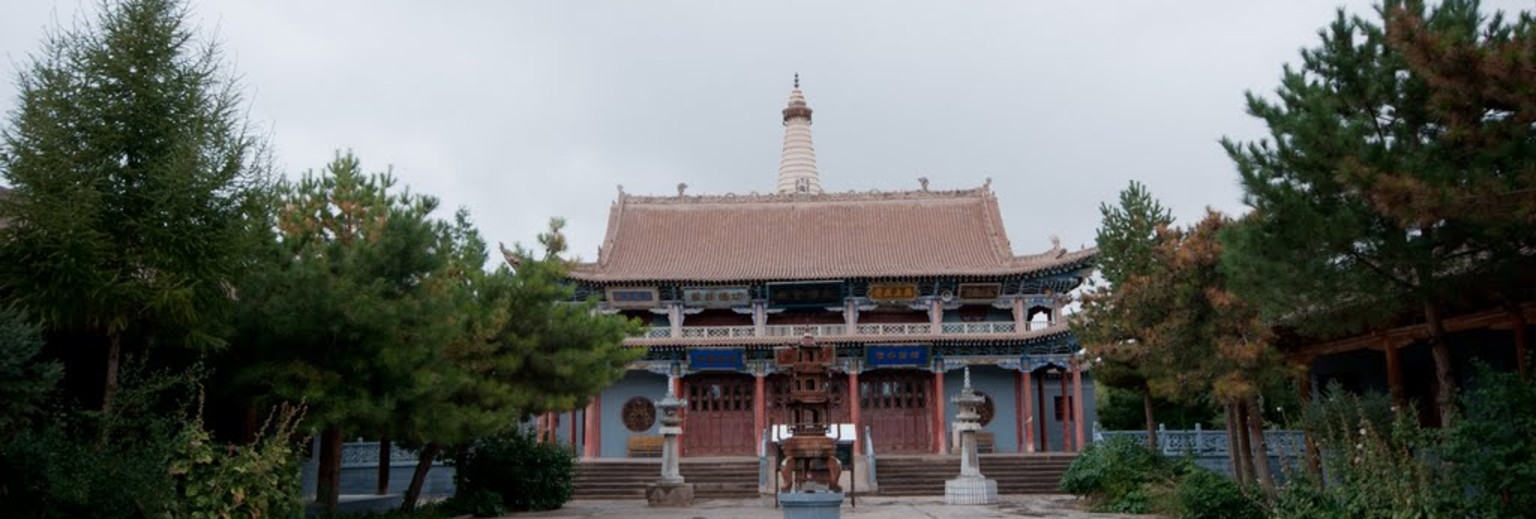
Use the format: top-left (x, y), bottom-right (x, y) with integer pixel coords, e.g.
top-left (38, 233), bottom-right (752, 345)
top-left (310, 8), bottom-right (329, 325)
top-left (776, 74), bottom-right (822, 195)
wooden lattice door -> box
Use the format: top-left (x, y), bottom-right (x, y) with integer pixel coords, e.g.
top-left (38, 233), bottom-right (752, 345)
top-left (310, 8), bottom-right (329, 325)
top-left (860, 371), bottom-right (932, 453)
top-left (683, 374), bottom-right (756, 456)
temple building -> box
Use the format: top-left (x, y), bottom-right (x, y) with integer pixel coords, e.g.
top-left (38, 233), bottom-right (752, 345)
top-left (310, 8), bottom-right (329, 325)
top-left (542, 79), bottom-right (1099, 460)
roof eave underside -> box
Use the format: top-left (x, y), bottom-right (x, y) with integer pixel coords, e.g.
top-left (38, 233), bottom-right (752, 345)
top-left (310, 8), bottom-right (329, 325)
top-left (566, 253), bottom-right (1097, 284)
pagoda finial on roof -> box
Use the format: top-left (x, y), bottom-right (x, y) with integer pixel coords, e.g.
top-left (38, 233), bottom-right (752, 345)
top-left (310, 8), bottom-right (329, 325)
top-left (777, 75), bottom-right (821, 195)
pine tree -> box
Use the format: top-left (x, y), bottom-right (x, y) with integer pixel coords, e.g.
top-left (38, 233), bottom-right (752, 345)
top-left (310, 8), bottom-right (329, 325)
top-left (1076, 181), bottom-right (1174, 449)
top-left (1146, 212), bottom-right (1283, 489)
top-left (0, 0), bottom-right (267, 417)
top-left (1221, 0), bottom-right (1536, 424)
top-left (233, 153), bottom-right (455, 511)
top-left (393, 219), bottom-right (640, 511)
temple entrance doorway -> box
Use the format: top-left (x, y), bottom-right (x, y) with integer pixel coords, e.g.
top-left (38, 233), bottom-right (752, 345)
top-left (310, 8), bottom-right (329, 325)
top-left (683, 373), bottom-right (756, 456)
top-left (860, 370), bottom-right (932, 454)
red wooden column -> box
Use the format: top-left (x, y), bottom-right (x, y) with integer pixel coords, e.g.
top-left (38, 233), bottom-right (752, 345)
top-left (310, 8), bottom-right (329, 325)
top-left (932, 369), bottom-right (947, 454)
top-left (583, 397), bottom-right (601, 459)
top-left (674, 376), bottom-right (686, 457)
top-left (1072, 362), bottom-right (1086, 452)
top-left (1297, 366), bottom-right (1322, 476)
top-left (753, 371), bottom-right (767, 448)
top-left (546, 412), bottom-right (558, 444)
top-left (539, 413), bottom-right (550, 443)
top-left (1021, 369), bottom-right (1035, 452)
top-left (1014, 370), bottom-right (1024, 452)
top-left (1059, 369), bottom-right (1071, 452)
top-left (1383, 336), bottom-right (1405, 408)
top-left (1513, 310), bottom-right (1529, 380)
top-left (848, 370), bottom-right (863, 453)
top-left (1036, 371), bottom-right (1049, 452)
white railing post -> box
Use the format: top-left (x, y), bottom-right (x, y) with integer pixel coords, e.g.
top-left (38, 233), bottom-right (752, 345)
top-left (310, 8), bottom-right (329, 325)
top-left (1194, 422), bottom-right (1203, 455)
top-left (1159, 424), bottom-right (1169, 455)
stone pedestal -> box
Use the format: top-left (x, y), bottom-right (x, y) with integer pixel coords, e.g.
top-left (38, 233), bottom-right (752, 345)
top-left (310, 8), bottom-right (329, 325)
top-left (779, 492), bottom-right (843, 519)
top-left (646, 482), bottom-right (696, 507)
top-left (945, 367), bottom-right (998, 505)
top-left (944, 476), bottom-right (998, 505)
top-left (648, 377), bottom-right (694, 507)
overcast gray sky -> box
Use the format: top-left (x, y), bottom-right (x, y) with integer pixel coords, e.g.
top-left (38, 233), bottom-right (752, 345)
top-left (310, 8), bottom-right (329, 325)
top-left (3, 1), bottom-right (1527, 262)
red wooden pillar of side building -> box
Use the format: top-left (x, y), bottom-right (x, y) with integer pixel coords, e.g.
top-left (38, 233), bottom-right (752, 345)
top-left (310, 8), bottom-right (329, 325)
top-left (1073, 362), bottom-right (1085, 452)
top-left (1514, 310), bottom-right (1529, 380)
top-left (932, 369), bottom-right (947, 454)
top-left (1383, 337), bottom-right (1406, 408)
top-left (583, 397), bottom-right (601, 459)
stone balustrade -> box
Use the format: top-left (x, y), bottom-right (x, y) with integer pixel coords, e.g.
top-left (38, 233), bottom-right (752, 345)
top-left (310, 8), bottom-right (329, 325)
top-left (632, 320), bottom-right (1058, 341)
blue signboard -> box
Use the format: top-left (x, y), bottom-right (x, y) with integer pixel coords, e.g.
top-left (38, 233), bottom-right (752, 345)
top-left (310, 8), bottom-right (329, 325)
top-left (605, 287), bottom-right (658, 309)
top-left (767, 281), bottom-right (843, 307)
top-left (689, 349), bottom-right (745, 371)
top-left (682, 286), bottom-right (752, 308)
top-left (865, 345), bottom-right (929, 368)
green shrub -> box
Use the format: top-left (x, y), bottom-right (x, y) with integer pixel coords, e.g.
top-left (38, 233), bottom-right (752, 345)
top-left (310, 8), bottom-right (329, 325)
top-left (1443, 367), bottom-right (1536, 517)
top-left (165, 404), bottom-right (306, 519)
top-left (453, 427), bottom-right (573, 513)
top-left (1270, 470), bottom-right (1348, 519)
top-left (1175, 468), bottom-right (1262, 519)
top-left (1273, 388), bottom-right (1457, 519)
top-left (0, 306), bottom-right (61, 436)
top-left (1060, 436), bottom-right (1174, 512)
top-left (0, 422), bottom-right (178, 519)
top-left (0, 364), bottom-right (192, 519)
top-left (445, 488), bottom-right (504, 518)
top-left (1271, 370), bottom-right (1536, 519)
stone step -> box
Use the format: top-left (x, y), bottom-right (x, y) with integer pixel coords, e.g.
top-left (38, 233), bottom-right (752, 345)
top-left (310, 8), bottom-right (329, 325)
top-left (572, 460), bottom-right (762, 500)
top-left (871, 455), bottom-right (1075, 496)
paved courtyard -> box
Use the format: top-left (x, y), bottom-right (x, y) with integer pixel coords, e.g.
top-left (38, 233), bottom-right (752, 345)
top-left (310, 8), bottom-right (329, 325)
top-left (507, 495), bottom-right (1154, 519)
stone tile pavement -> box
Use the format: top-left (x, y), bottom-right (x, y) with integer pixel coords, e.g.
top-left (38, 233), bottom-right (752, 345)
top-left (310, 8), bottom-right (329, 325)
top-left (505, 495), bottom-right (1157, 518)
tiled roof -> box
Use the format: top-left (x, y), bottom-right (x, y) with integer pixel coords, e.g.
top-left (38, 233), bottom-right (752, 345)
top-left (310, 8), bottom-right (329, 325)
top-left (569, 185), bottom-right (1096, 283)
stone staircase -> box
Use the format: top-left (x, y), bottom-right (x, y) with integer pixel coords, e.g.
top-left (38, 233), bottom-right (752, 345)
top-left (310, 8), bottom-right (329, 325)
top-left (874, 453), bottom-right (1076, 495)
top-left (571, 459), bottom-right (760, 500)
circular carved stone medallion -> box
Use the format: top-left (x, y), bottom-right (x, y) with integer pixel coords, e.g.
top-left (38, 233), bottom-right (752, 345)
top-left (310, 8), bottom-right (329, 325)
top-left (622, 396), bottom-right (656, 432)
top-left (978, 392), bottom-right (996, 426)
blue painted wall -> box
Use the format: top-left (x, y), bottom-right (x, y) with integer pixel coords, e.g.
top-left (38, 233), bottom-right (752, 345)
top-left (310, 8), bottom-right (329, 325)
top-left (598, 370), bottom-right (668, 458)
top-left (937, 366), bottom-right (1096, 453)
top-left (941, 366), bottom-right (1019, 453)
